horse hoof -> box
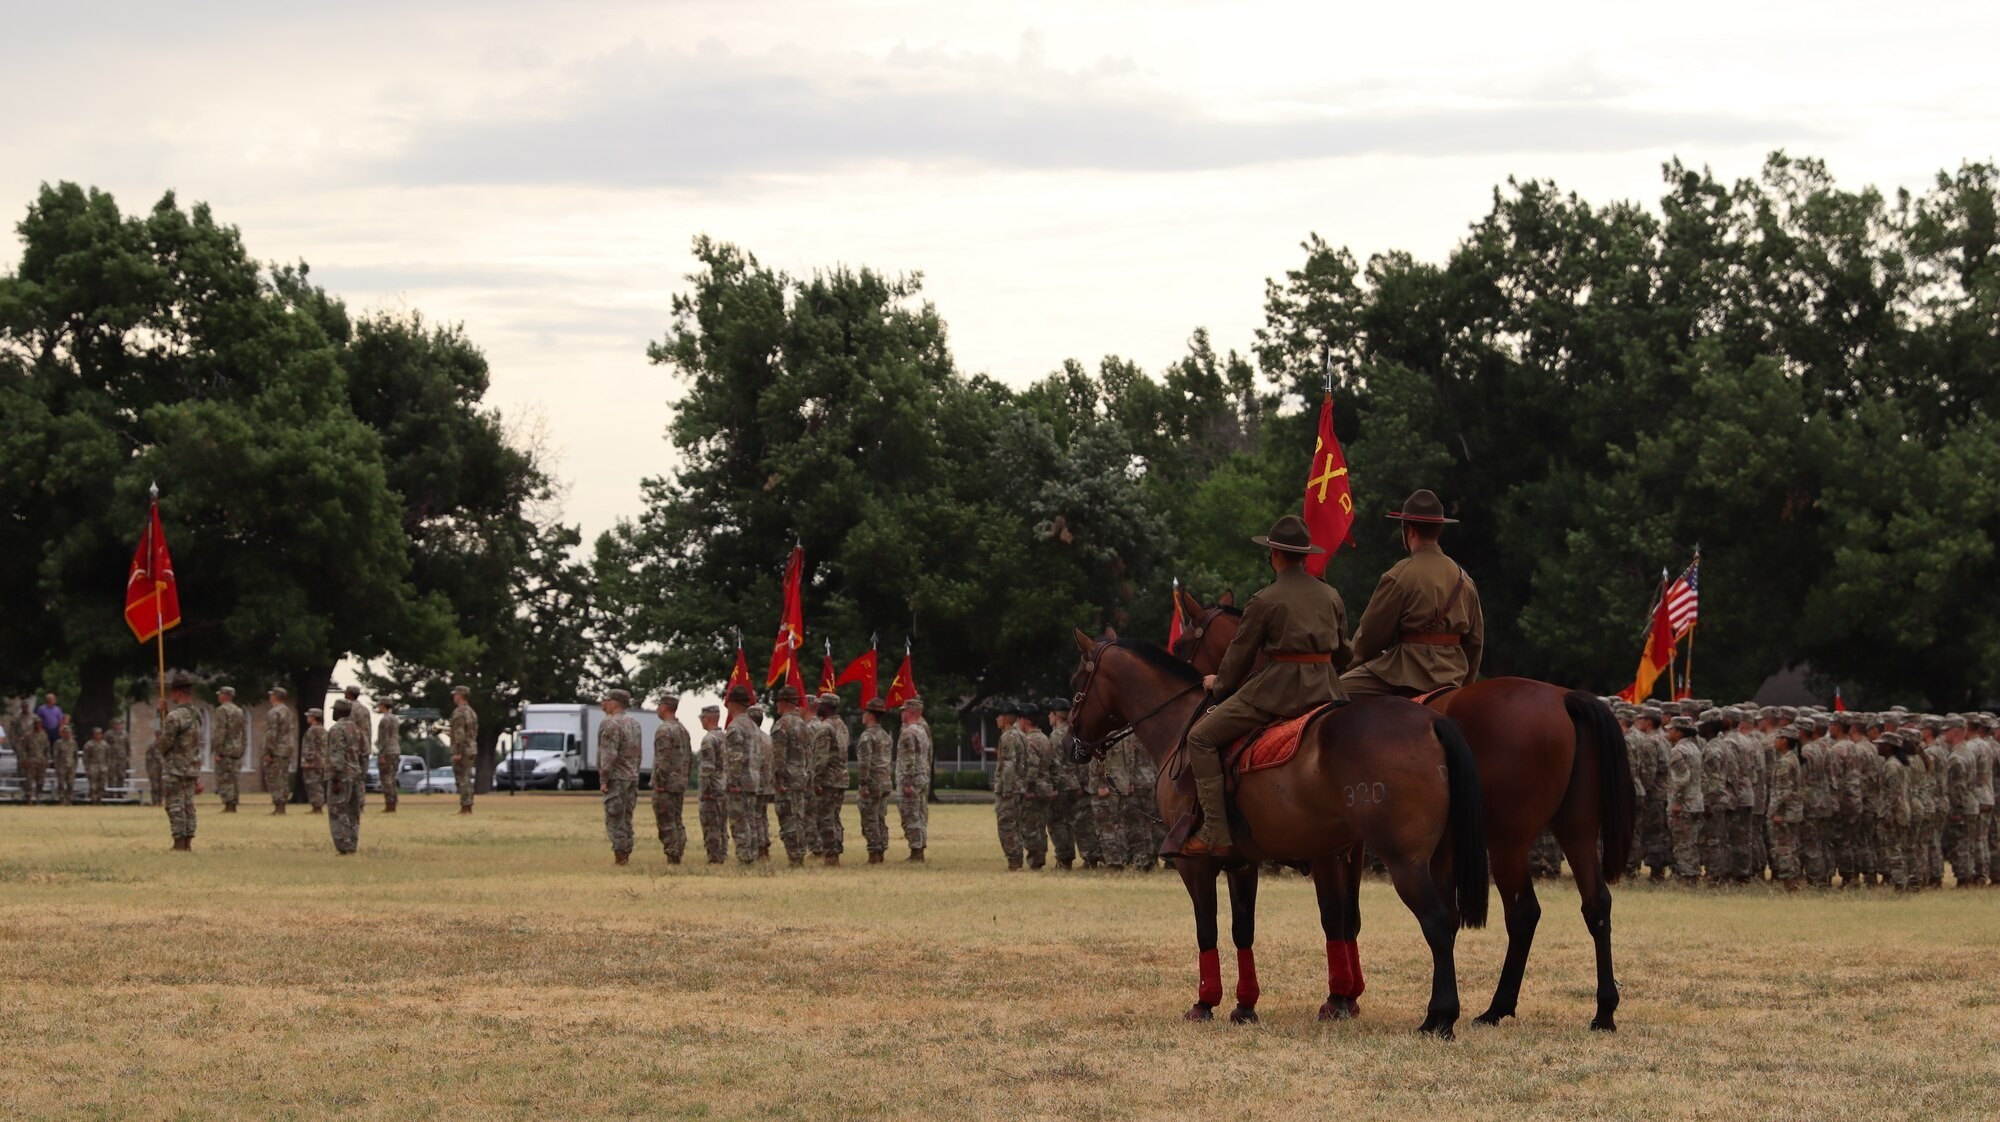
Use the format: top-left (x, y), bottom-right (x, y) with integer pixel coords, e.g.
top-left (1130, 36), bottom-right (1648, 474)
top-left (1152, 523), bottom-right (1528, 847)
top-left (1228, 1004), bottom-right (1259, 1026)
top-left (1184, 1004), bottom-right (1215, 1022)
top-left (1589, 1016), bottom-right (1617, 1033)
top-left (1316, 997), bottom-right (1358, 1022)
top-left (1419, 1020), bottom-right (1456, 1041)
top-left (1472, 1009), bottom-right (1511, 1027)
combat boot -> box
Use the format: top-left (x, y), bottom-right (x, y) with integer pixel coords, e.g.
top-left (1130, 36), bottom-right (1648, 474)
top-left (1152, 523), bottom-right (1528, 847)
top-left (789, 855), bottom-right (806, 868)
top-left (1058, 858), bottom-right (1074, 870)
top-left (1007, 856), bottom-right (1023, 871)
top-left (223, 805), bottom-right (237, 814)
top-left (907, 848), bottom-right (925, 863)
top-left (667, 855), bottom-right (681, 865)
top-left (868, 851), bottom-right (884, 864)
top-left (823, 855), bottom-right (839, 868)
top-left (614, 851), bottom-right (630, 866)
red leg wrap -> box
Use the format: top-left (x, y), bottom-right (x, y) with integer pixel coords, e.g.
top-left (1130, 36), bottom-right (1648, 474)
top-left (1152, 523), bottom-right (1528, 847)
top-left (1327, 939), bottom-right (1365, 998)
top-left (1197, 948), bottom-right (1223, 1008)
top-left (1235, 948), bottom-right (1260, 1007)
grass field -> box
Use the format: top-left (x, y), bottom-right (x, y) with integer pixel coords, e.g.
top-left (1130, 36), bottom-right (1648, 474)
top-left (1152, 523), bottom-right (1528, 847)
top-left (1, 797), bottom-right (1996, 1121)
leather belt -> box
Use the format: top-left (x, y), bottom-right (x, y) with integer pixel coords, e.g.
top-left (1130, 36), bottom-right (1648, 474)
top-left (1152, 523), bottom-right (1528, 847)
top-left (1268, 651), bottom-right (1333, 663)
top-left (1399, 631), bottom-right (1462, 646)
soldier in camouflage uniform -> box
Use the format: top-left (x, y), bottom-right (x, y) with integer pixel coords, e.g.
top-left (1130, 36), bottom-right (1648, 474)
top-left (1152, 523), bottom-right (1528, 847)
top-left (107, 718), bottom-right (130, 797)
top-left (1635, 706), bottom-right (1672, 878)
top-left (300, 709), bottom-right (329, 812)
top-left (597, 690), bottom-right (643, 865)
top-left (1047, 701), bottom-right (1096, 868)
top-left (810, 693), bottom-right (849, 865)
top-left (212, 685), bottom-right (246, 811)
top-left (723, 685), bottom-right (763, 865)
top-left (158, 672), bottom-right (203, 849)
top-left (1857, 716), bottom-right (1887, 886)
top-left (694, 704), bottom-right (728, 863)
top-left (651, 694), bottom-right (692, 863)
top-left (992, 704), bottom-right (1026, 869)
top-left (449, 685), bottom-right (478, 814)
top-left (1018, 705), bottom-right (1057, 869)
top-left (1088, 734), bottom-right (1133, 870)
top-left (1665, 716), bottom-right (1704, 881)
top-left (751, 704), bottom-right (776, 860)
top-left (1973, 714), bottom-right (1997, 884)
top-left (1729, 708), bottom-right (1765, 880)
top-left (1877, 732), bottom-right (1914, 890)
top-left (1528, 830), bottom-right (1563, 879)
top-left (1922, 718), bottom-right (1953, 887)
top-left (1945, 720), bottom-right (1980, 886)
top-left (262, 688), bottom-right (296, 813)
top-left (325, 700), bottom-right (366, 855)
top-left (343, 685), bottom-right (375, 769)
top-left (854, 699), bottom-right (894, 863)
top-left (21, 711), bottom-right (50, 804)
top-left (1799, 715), bottom-right (1835, 886)
top-left (375, 700), bottom-right (402, 812)
top-left (144, 716), bottom-right (164, 807)
top-left (1767, 725), bottom-right (1804, 888)
top-left (895, 698), bottom-right (931, 861)
top-left (52, 722), bottom-right (78, 805)
top-left (1697, 712), bottom-right (1733, 880)
top-left (770, 686), bottom-right (813, 867)
top-left (1132, 735), bottom-right (1166, 869)
top-left (84, 727), bottom-right (109, 805)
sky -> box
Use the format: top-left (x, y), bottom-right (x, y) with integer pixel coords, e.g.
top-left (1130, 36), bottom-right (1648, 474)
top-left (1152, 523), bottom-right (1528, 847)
top-left (6, 0), bottom-right (1997, 553)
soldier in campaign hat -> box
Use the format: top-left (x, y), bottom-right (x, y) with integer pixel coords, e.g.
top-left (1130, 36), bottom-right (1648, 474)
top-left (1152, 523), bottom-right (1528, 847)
top-left (1340, 490), bottom-right (1486, 702)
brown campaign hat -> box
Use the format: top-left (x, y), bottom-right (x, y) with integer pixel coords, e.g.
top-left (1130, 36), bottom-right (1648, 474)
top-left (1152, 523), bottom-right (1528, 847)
top-left (1387, 489), bottom-right (1459, 525)
top-left (1250, 513), bottom-right (1325, 555)
top-left (864, 697), bottom-right (888, 713)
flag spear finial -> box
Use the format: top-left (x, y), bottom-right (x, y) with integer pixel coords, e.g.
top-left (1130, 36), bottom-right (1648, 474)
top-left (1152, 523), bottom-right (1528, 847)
top-left (149, 480), bottom-right (158, 500)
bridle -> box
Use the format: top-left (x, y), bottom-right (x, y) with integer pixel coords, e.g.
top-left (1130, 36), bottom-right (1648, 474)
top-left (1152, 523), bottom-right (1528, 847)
top-left (1067, 639), bottom-right (1205, 760)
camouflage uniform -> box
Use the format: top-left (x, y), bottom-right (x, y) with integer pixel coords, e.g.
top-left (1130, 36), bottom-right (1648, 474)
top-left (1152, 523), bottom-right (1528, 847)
top-left (108, 722), bottom-right (130, 796)
top-left (19, 720), bottom-right (49, 804)
top-left (771, 703), bottom-right (813, 864)
top-left (1973, 726), bottom-right (1997, 882)
top-left (1665, 722), bottom-right (1705, 880)
top-left (652, 714), bottom-right (693, 861)
top-left (1050, 711), bottom-right (1098, 866)
top-left (326, 709), bottom-right (366, 854)
top-left (696, 720), bottom-right (728, 863)
top-left (1877, 741), bottom-right (1912, 889)
top-left (1019, 717), bottom-right (1057, 868)
top-left (1799, 728), bottom-right (1834, 885)
top-left (52, 727), bottom-right (77, 805)
top-left (1766, 732), bottom-right (1804, 883)
top-left (1132, 740), bottom-right (1165, 866)
top-left (895, 709), bottom-right (932, 855)
top-left (376, 709), bottom-right (401, 811)
top-left (84, 732), bottom-right (109, 805)
top-left (854, 715), bottom-right (895, 858)
top-left (598, 705), bottom-right (643, 859)
top-left (299, 717), bottom-right (329, 811)
top-left (450, 697), bottom-right (479, 811)
top-left (992, 720), bottom-right (1026, 866)
top-left (1729, 715), bottom-right (1764, 879)
top-left (144, 725), bottom-right (164, 807)
top-left (1528, 831), bottom-right (1564, 878)
top-left (1699, 724), bottom-right (1734, 879)
top-left (809, 702), bottom-right (849, 859)
top-left (262, 699), bottom-right (297, 811)
top-left (752, 707), bottom-right (777, 857)
top-left (212, 697), bottom-right (246, 809)
top-left (725, 709), bottom-right (763, 864)
top-left (1923, 728), bottom-right (1953, 886)
top-left (1089, 739), bottom-right (1134, 869)
top-left (1826, 735), bottom-right (1859, 885)
top-left (1046, 719), bottom-right (1083, 867)
top-left (1855, 736), bottom-right (1884, 885)
top-left (1946, 735), bottom-right (1980, 884)
top-left (159, 697), bottom-right (203, 843)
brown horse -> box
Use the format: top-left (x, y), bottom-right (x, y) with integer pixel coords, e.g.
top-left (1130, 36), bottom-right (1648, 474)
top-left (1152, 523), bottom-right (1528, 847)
top-left (1173, 592), bottom-right (1635, 1031)
top-left (1065, 629), bottom-right (1489, 1037)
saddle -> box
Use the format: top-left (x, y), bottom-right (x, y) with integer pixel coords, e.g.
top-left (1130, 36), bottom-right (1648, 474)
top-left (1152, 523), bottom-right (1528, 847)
top-left (1221, 704), bottom-right (1340, 792)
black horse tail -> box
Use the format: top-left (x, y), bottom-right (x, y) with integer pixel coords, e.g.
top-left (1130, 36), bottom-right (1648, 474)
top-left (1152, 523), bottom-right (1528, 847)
top-left (1433, 716), bottom-right (1489, 930)
top-left (1565, 690), bottom-right (1635, 883)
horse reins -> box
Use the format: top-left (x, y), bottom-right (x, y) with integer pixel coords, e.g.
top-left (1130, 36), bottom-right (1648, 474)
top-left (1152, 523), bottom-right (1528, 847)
top-left (1068, 640), bottom-right (1204, 758)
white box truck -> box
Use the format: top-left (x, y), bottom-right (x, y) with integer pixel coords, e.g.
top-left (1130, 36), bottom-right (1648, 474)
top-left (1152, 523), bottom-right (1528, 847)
top-left (501, 702), bottom-right (693, 790)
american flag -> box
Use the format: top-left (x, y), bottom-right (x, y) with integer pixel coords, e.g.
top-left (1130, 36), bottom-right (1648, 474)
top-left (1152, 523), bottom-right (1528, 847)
top-left (1666, 558), bottom-right (1700, 638)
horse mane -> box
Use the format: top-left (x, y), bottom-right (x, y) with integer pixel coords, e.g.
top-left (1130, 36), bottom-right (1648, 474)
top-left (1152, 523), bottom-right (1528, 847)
top-left (1112, 639), bottom-right (1201, 682)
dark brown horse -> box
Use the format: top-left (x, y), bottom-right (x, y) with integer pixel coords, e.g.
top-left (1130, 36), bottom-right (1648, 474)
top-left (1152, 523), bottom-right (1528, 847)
top-left (1173, 592), bottom-right (1635, 1031)
top-left (1065, 629), bottom-right (1489, 1037)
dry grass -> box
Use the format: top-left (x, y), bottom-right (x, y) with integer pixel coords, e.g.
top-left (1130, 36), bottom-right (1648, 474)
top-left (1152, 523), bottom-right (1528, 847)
top-left (0, 797), bottom-right (1995, 1121)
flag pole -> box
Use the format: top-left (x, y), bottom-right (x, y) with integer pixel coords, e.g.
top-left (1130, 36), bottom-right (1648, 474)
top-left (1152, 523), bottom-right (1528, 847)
top-left (151, 482), bottom-right (165, 719)
top-left (1683, 622), bottom-right (1696, 699)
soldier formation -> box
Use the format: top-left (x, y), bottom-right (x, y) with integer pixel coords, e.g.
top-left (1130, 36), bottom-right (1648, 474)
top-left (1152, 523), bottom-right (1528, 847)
top-left (989, 699), bottom-right (1163, 871)
top-left (4, 697), bottom-right (133, 806)
top-left (1617, 699), bottom-right (1999, 890)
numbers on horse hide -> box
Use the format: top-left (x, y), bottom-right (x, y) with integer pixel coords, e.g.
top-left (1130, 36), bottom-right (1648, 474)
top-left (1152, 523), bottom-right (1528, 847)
top-left (1344, 782), bottom-right (1388, 807)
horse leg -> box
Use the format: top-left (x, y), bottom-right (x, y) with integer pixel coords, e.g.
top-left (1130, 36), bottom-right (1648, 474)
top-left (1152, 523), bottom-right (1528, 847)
top-left (1386, 857), bottom-right (1461, 1039)
top-left (1178, 855), bottom-right (1223, 1021)
top-left (1473, 842), bottom-right (1539, 1026)
top-left (1224, 862), bottom-right (1261, 1024)
top-left (1312, 849), bottom-right (1365, 1021)
top-left (1555, 818), bottom-right (1620, 1031)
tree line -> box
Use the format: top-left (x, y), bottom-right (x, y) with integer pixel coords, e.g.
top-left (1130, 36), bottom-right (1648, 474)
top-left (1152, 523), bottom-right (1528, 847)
top-left (5, 152), bottom-right (1996, 758)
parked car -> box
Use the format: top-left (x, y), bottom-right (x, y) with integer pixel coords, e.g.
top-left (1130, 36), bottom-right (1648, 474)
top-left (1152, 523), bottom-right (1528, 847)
top-left (418, 766), bottom-right (457, 795)
top-left (366, 754), bottom-right (430, 793)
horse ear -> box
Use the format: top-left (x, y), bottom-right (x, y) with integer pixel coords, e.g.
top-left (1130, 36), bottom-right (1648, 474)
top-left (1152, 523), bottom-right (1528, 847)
top-left (1100, 627), bottom-right (1119, 641)
top-left (1218, 589), bottom-right (1235, 608)
top-left (1175, 587), bottom-right (1200, 617)
top-left (1073, 628), bottom-right (1096, 653)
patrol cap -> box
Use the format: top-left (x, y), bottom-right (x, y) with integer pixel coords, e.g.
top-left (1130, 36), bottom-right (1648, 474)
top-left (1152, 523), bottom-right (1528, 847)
top-left (1889, 705), bottom-right (1910, 714)
top-left (1668, 716), bottom-right (1696, 732)
top-left (1759, 706), bottom-right (1780, 720)
top-left (699, 703), bottom-right (720, 716)
top-left (816, 692), bottom-right (839, 707)
top-left (305, 707), bottom-right (324, 719)
top-left (269, 686), bottom-right (289, 700)
top-left (92, 726), bottom-right (103, 735)
top-left (864, 698), bottom-right (888, 713)
top-left (1942, 715), bottom-right (1967, 730)
top-left (657, 692), bottom-right (681, 708)
top-left (217, 685), bottom-right (236, 699)
top-left (603, 688), bottom-right (632, 707)
top-left (343, 684), bottom-right (361, 697)
top-left (332, 699), bottom-right (353, 719)
top-left (1698, 708), bottom-right (1721, 722)
top-left (902, 697), bottom-right (925, 713)
top-left (725, 684), bottom-right (755, 705)
top-left (745, 704), bottom-right (765, 721)
top-left (450, 684), bottom-right (470, 697)
top-left (1640, 705), bottom-right (1663, 720)
top-left (1922, 715), bottom-right (1944, 731)
top-left (1772, 725), bottom-right (1799, 742)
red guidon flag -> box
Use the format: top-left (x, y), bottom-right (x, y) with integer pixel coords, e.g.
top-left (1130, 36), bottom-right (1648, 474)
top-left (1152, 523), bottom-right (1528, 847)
top-left (766, 545), bottom-right (805, 689)
top-left (817, 644), bottom-right (838, 697)
top-left (836, 643), bottom-right (879, 706)
top-left (883, 641), bottom-right (917, 709)
top-left (1616, 575), bottom-right (1675, 704)
top-left (124, 498), bottom-right (182, 643)
top-left (1167, 577), bottom-right (1184, 650)
top-left (1302, 392), bottom-right (1356, 578)
top-left (727, 643), bottom-right (753, 695)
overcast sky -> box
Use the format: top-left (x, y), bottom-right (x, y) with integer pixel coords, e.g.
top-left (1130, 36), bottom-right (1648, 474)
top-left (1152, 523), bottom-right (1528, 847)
top-left (6, 1), bottom-right (1997, 549)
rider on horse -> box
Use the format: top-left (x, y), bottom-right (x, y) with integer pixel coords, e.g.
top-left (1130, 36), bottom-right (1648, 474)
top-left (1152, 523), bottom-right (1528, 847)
top-left (1338, 489), bottom-right (1486, 701)
top-left (1178, 514), bottom-right (1353, 858)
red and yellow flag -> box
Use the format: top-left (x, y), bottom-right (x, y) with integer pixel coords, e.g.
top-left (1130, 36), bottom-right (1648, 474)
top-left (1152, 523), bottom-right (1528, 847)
top-left (1617, 579), bottom-right (1675, 704)
top-left (836, 645), bottom-right (879, 705)
top-left (817, 646), bottom-right (837, 697)
top-left (727, 644), bottom-right (753, 695)
top-left (766, 546), bottom-right (805, 688)
top-left (883, 643), bottom-right (917, 709)
top-left (124, 499), bottom-right (181, 643)
top-left (1167, 578), bottom-right (1184, 650)
top-left (1301, 393), bottom-right (1355, 578)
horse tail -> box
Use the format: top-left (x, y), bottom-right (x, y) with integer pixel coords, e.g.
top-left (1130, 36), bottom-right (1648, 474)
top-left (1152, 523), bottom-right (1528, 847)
top-left (1433, 716), bottom-right (1489, 930)
top-left (1565, 689), bottom-right (1635, 883)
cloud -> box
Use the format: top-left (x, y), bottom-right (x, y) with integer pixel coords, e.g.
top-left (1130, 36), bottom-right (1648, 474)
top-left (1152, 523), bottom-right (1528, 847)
top-left (376, 43), bottom-right (1818, 188)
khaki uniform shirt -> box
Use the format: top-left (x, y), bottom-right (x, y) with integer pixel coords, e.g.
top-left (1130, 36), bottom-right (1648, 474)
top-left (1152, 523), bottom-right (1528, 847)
top-left (1212, 565), bottom-right (1351, 716)
top-left (1349, 542), bottom-right (1485, 690)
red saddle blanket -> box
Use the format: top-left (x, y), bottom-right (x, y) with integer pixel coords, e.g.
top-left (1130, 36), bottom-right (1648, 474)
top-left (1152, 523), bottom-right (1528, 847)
top-left (1225, 704), bottom-right (1334, 777)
